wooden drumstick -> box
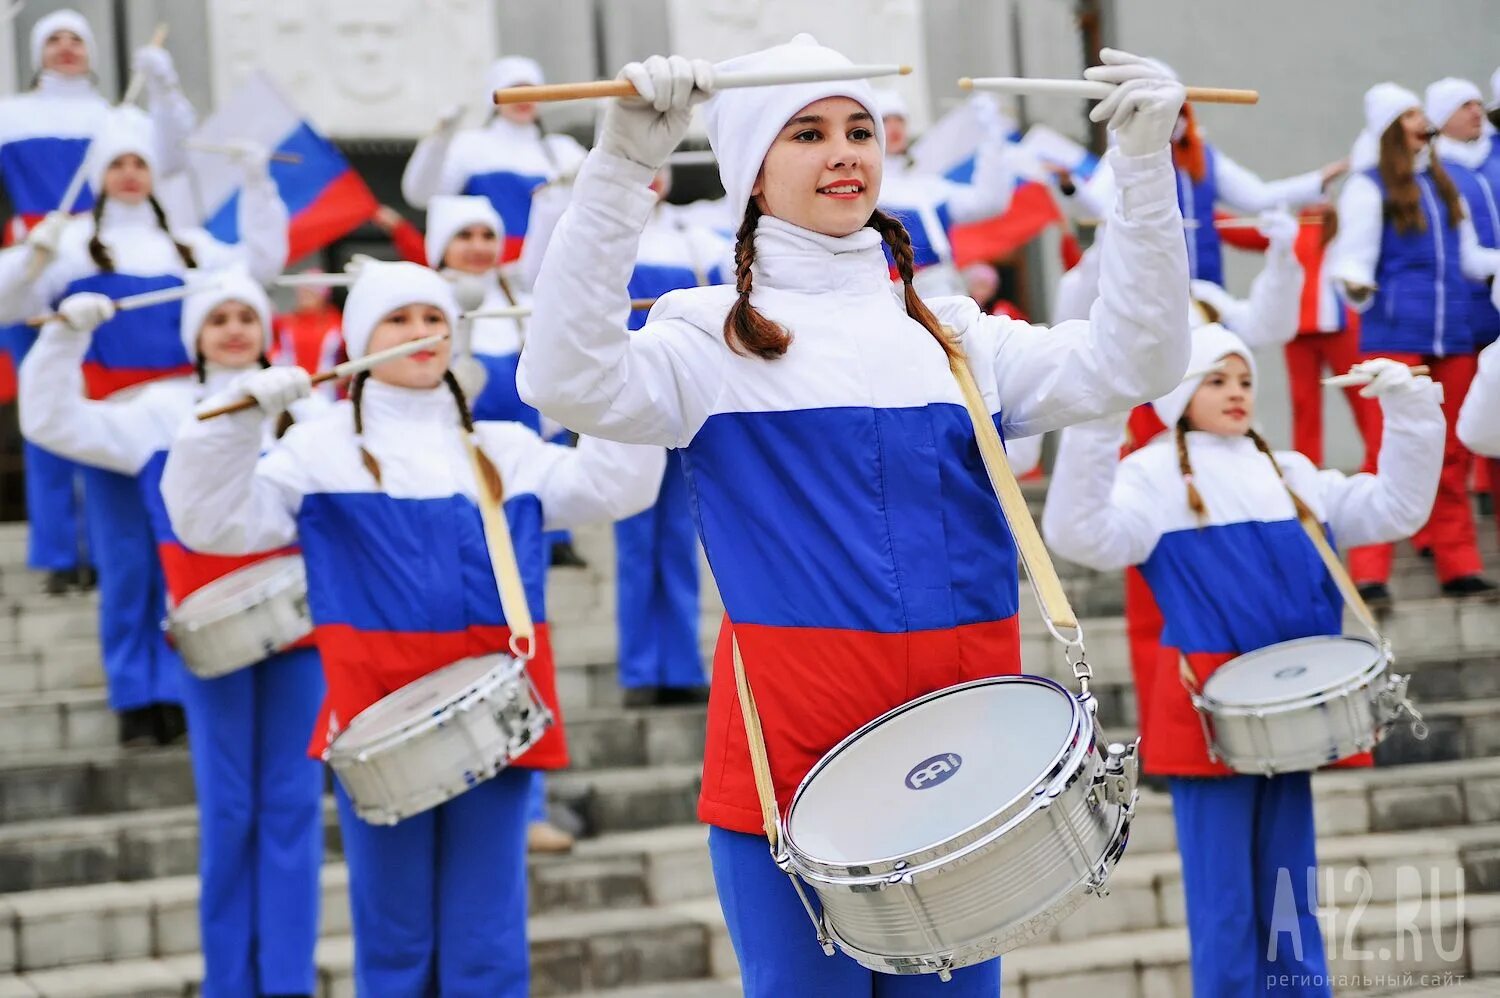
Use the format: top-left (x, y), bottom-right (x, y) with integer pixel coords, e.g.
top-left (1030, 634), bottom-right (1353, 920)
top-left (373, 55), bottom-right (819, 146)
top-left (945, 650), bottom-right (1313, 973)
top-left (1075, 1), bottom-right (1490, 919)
top-left (1213, 215), bottom-right (1324, 230)
top-left (120, 23), bottom-right (170, 108)
top-left (195, 332), bottom-right (450, 420)
top-left (959, 77), bottom-right (1259, 106)
top-left (1322, 364), bottom-right (1429, 388)
top-left (27, 280), bottom-right (222, 328)
top-left (496, 64), bottom-right (911, 105)
top-left (461, 297), bottom-right (657, 321)
top-left (275, 272), bottom-right (357, 288)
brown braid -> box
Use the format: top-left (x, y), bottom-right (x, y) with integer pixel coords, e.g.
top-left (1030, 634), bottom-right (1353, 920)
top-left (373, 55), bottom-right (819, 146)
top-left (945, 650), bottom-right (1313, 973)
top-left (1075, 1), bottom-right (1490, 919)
top-left (1174, 419), bottom-right (1209, 524)
top-left (147, 195), bottom-right (198, 269)
top-left (444, 370), bottom-right (505, 501)
top-left (350, 371), bottom-right (382, 485)
top-left (1379, 122), bottom-right (1465, 235)
top-left (88, 196), bottom-right (113, 271)
top-left (1247, 428), bottom-right (1319, 523)
top-left (723, 200), bottom-right (792, 359)
top-left (866, 209), bottom-right (962, 361)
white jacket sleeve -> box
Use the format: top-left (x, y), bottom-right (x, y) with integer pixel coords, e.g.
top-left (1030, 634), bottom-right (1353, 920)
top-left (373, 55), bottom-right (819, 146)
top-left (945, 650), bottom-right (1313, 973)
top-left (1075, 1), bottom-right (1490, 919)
top-left (0, 243), bottom-right (44, 322)
top-left (517, 182), bottom-right (571, 291)
top-left (1302, 380), bottom-right (1446, 547)
top-left (488, 423), bottom-right (666, 530)
top-left (1041, 412), bottom-right (1163, 572)
top-left (1051, 245), bottom-right (1101, 323)
top-left (1459, 208), bottom-right (1500, 280)
top-left (146, 87), bottom-right (197, 179)
top-left (1214, 151), bottom-right (1325, 213)
top-left (401, 131), bottom-right (460, 209)
top-left (18, 324), bottom-right (161, 475)
top-left (160, 406), bottom-right (303, 555)
top-left (941, 139), bottom-right (1016, 224)
top-left (1328, 173), bottom-right (1383, 308)
top-left (517, 150), bottom-right (732, 448)
top-left (1068, 161), bottom-right (1117, 222)
top-left (979, 147), bottom-right (1191, 438)
top-left (1005, 432), bottom-right (1043, 478)
top-left (230, 174), bottom-right (289, 282)
top-left (1190, 243), bottom-right (1303, 349)
top-left (1459, 340), bottom-right (1500, 457)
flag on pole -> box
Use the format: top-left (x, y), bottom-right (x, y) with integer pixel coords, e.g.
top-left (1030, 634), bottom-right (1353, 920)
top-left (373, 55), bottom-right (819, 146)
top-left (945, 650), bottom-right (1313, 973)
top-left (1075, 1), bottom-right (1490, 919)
top-left (188, 71), bottom-right (377, 263)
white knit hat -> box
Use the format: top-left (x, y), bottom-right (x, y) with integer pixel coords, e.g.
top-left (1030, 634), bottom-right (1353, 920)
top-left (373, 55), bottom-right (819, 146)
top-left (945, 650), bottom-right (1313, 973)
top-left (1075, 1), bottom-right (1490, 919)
top-left (485, 56), bottom-right (545, 96)
top-left (1151, 323), bottom-right (1256, 429)
top-left (1364, 82), bottom-right (1422, 141)
top-left (425, 195), bottom-right (503, 271)
top-left (30, 9), bottom-right (94, 72)
top-left (179, 268), bottom-right (272, 360)
top-left (341, 262), bottom-right (458, 361)
top-left (702, 34), bottom-right (885, 226)
top-left (870, 88), bottom-right (909, 120)
top-left (1424, 77), bottom-right (1483, 132)
top-left (87, 107), bottom-right (159, 194)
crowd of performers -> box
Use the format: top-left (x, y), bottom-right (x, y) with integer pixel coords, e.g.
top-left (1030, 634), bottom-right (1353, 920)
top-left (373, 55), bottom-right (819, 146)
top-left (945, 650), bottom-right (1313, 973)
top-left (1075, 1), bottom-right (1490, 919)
top-left (3, 8), bottom-right (1500, 997)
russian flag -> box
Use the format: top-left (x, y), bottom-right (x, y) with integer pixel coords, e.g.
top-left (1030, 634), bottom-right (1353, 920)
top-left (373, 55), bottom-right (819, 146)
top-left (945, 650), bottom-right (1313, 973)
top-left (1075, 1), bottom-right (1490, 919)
top-left (188, 71), bottom-right (377, 264)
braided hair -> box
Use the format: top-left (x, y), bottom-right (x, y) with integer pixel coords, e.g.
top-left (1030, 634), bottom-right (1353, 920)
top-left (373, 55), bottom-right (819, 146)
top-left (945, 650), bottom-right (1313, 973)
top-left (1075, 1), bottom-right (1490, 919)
top-left (1173, 419), bottom-right (1318, 527)
top-left (88, 193), bottom-right (198, 273)
top-left (723, 204), bottom-right (958, 362)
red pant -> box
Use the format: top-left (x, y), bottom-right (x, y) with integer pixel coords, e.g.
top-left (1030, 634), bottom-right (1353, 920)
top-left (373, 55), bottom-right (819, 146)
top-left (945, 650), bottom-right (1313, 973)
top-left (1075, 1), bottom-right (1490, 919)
top-left (1284, 330), bottom-right (1380, 467)
top-left (1348, 352), bottom-right (1482, 585)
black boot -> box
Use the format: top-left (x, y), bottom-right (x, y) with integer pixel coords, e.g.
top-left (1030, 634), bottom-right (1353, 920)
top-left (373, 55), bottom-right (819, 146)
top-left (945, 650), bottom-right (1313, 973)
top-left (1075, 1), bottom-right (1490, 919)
top-left (44, 570), bottom-right (73, 596)
top-left (153, 704), bottom-right (188, 746)
top-left (622, 686), bottom-right (661, 708)
top-left (549, 540), bottom-right (588, 568)
top-left (119, 707), bottom-right (157, 748)
top-left (1356, 582), bottom-right (1392, 612)
top-left (1441, 575), bottom-right (1500, 600)
top-left (656, 685), bottom-right (711, 706)
top-left (75, 565), bottom-right (97, 591)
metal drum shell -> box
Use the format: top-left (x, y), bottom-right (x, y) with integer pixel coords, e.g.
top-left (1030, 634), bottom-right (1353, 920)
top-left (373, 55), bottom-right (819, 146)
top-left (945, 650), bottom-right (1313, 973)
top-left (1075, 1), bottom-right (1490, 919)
top-left (167, 556), bottom-right (314, 679)
top-left (1197, 636), bottom-right (1397, 775)
top-left (326, 654), bottom-right (552, 826)
top-left (783, 676), bottom-right (1135, 974)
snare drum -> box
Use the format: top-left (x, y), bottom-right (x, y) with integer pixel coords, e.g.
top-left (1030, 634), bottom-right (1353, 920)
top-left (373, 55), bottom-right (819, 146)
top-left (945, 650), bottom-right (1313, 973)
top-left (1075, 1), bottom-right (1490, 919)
top-left (326, 653), bottom-right (552, 826)
top-left (1193, 635), bottom-right (1422, 776)
top-left (166, 556), bottom-right (313, 679)
top-left (782, 675), bottom-right (1137, 978)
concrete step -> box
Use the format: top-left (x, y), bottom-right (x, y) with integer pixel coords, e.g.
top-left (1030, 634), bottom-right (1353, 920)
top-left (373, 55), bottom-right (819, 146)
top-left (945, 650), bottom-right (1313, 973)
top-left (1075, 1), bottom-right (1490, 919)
top-left (0, 747), bottom-right (196, 826)
top-left (0, 824), bottom-right (713, 975)
top-left (550, 763), bottom-right (703, 837)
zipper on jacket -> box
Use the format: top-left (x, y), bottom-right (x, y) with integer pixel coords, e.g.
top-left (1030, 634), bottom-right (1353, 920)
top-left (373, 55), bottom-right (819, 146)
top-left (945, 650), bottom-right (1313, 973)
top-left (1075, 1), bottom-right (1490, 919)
top-left (1179, 169), bottom-right (1198, 278)
top-left (1419, 175), bottom-right (1447, 356)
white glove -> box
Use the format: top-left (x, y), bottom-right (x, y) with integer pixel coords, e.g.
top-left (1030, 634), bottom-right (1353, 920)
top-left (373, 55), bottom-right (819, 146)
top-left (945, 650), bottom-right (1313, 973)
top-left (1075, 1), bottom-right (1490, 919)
top-left (1257, 208), bottom-right (1300, 254)
top-left (223, 139), bottom-right (271, 181)
top-left (436, 103), bottom-right (465, 134)
top-left (598, 55), bottom-right (715, 170)
top-left (131, 46), bottom-right (178, 91)
top-left (1349, 358), bottom-right (1424, 399)
top-left (24, 211), bottom-right (67, 263)
top-left (240, 366), bottom-right (312, 415)
top-left (56, 292), bottom-right (116, 334)
top-left (1085, 49), bottom-right (1187, 158)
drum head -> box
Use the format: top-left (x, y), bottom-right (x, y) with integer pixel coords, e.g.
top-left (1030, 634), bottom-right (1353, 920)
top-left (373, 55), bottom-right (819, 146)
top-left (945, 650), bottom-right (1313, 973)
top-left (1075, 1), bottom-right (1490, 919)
top-left (337, 654), bottom-right (514, 749)
top-left (1205, 636), bottom-right (1379, 707)
top-left (786, 677), bottom-right (1079, 866)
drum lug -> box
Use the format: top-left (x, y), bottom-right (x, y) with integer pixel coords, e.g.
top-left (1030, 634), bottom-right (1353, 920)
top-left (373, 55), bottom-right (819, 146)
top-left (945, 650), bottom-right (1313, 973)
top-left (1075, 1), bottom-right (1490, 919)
top-left (1100, 740), bottom-right (1138, 811)
top-left (1377, 671), bottom-right (1428, 741)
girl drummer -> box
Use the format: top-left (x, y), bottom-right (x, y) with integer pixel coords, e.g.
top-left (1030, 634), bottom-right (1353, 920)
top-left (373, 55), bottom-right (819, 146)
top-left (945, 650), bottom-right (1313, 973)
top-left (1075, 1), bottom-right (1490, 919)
top-left (1041, 326), bottom-right (1444, 995)
top-left (519, 38), bottom-right (1192, 994)
top-left (160, 261), bottom-right (664, 995)
top-left (0, 111), bottom-right (286, 745)
top-left (19, 272), bottom-right (324, 998)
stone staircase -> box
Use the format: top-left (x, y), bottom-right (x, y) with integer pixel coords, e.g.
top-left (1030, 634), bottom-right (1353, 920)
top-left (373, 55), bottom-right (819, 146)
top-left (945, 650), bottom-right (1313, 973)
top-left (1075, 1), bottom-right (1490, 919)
top-left (0, 493), bottom-right (1496, 996)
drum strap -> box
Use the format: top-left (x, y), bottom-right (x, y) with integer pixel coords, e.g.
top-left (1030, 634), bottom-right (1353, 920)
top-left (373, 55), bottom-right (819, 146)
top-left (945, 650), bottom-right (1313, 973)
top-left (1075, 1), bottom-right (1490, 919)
top-left (947, 349), bottom-right (1081, 641)
top-left (1290, 495), bottom-right (1384, 642)
top-left (465, 436), bottom-right (537, 660)
top-left (730, 635), bottom-right (783, 850)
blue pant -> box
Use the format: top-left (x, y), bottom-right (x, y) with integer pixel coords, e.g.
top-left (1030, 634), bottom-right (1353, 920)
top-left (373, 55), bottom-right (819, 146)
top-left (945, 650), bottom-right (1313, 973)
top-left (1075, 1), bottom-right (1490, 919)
top-left (528, 770), bottom-right (546, 824)
top-left (8, 324), bottom-right (86, 572)
top-left (614, 451), bottom-right (703, 689)
top-left (81, 467), bottom-right (179, 710)
top-left (1169, 774), bottom-right (1330, 997)
top-left (708, 827), bottom-right (1002, 997)
top-left (335, 767), bottom-right (531, 997)
top-left (179, 648), bottom-right (325, 998)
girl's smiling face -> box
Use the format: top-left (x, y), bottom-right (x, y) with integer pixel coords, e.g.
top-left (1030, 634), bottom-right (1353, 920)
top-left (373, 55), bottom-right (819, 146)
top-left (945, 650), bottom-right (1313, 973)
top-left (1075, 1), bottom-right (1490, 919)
top-left (1185, 353), bottom-right (1254, 436)
top-left (366, 304), bottom-right (451, 388)
top-left (752, 96), bottom-right (882, 237)
top-left (196, 302), bottom-right (264, 369)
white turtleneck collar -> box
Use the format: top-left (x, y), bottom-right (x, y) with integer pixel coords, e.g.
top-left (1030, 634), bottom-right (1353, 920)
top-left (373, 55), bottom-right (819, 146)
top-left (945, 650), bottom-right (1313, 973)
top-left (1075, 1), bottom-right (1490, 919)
top-left (99, 197), bottom-right (161, 231)
top-left (1435, 134), bottom-right (1492, 171)
top-left (750, 214), bottom-right (890, 295)
top-left (35, 71), bottom-right (98, 99)
top-left (484, 115), bottom-right (542, 145)
top-left (199, 364), bottom-right (250, 398)
top-left (1183, 429), bottom-right (1262, 454)
top-left (359, 378), bottom-right (464, 428)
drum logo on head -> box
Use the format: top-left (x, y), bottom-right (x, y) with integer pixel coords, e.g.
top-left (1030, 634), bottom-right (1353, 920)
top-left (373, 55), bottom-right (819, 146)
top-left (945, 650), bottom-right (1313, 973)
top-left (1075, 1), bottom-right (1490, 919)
top-left (905, 753), bottom-right (963, 790)
top-left (1274, 665), bottom-right (1308, 680)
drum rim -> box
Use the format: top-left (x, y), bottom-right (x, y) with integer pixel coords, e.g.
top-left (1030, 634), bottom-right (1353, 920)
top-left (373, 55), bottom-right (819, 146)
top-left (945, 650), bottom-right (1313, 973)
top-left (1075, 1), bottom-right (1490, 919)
top-left (327, 653), bottom-right (527, 757)
top-left (167, 556), bottom-right (307, 632)
top-left (784, 674), bottom-right (1090, 879)
top-left (1200, 635), bottom-right (1388, 712)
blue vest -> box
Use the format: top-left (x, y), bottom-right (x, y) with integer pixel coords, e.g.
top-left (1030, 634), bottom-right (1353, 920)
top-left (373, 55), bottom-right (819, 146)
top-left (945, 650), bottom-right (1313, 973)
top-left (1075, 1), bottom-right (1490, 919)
top-left (1359, 168), bottom-right (1472, 357)
top-left (1177, 145), bottom-right (1221, 284)
top-left (1449, 151), bottom-right (1500, 347)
